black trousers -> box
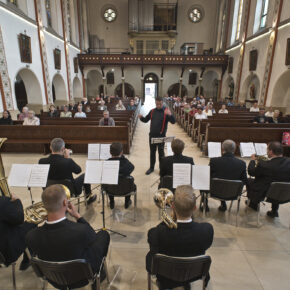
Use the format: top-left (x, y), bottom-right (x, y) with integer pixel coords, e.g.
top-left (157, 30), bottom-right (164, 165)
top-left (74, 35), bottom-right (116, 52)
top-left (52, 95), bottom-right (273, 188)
top-left (149, 137), bottom-right (165, 169)
top-left (73, 174), bottom-right (91, 197)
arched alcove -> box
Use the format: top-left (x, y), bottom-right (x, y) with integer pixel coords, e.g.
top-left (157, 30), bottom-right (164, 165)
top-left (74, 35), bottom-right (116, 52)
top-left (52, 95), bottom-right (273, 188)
top-left (167, 83), bottom-right (188, 97)
top-left (201, 70), bottom-right (219, 98)
top-left (144, 72), bottom-right (159, 101)
top-left (73, 77), bottom-right (82, 100)
top-left (52, 74), bottom-right (67, 101)
top-left (240, 74), bottom-right (260, 102)
top-left (86, 70), bottom-right (103, 97)
top-left (115, 83), bottom-right (135, 98)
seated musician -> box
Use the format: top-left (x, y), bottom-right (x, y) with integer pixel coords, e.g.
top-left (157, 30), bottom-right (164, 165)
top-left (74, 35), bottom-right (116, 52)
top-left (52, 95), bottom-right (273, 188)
top-left (39, 138), bottom-right (96, 204)
top-left (74, 105), bottom-right (87, 118)
top-left (252, 108), bottom-right (272, 123)
top-left (194, 106), bottom-right (207, 119)
top-left (107, 142), bottom-right (136, 209)
top-left (202, 140), bottom-right (248, 212)
top-left (247, 141), bottom-right (290, 217)
top-left (60, 105), bottom-right (72, 118)
top-left (48, 104), bottom-right (59, 118)
top-left (0, 110), bottom-right (13, 125)
top-left (26, 185), bottom-right (110, 289)
top-left (97, 100), bottom-right (107, 111)
top-left (127, 99), bottom-right (136, 111)
top-left (160, 138), bottom-right (194, 179)
top-left (218, 104), bottom-right (229, 114)
top-left (250, 102), bottom-right (260, 112)
top-left (116, 100), bottom-right (126, 111)
top-left (23, 110), bottom-right (40, 126)
top-left (0, 192), bottom-right (35, 270)
top-left (99, 110), bottom-right (115, 126)
top-left (18, 106), bottom-right (29, 121)
top-left (146, 185), bottom-right (214, 290)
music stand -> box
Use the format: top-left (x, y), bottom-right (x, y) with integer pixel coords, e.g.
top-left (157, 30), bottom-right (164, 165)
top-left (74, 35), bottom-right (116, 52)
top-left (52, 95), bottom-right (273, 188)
top-left (151, 136), bottom-right (175, 144)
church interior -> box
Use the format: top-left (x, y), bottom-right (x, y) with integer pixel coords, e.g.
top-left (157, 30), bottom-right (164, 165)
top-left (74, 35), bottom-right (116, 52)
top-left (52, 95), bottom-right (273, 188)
top-left (0, 0), bottom-right (290, 289)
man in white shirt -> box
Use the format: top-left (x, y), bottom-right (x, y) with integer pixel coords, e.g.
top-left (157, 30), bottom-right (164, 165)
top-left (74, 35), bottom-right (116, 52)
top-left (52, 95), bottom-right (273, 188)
top-left (74, 105), bottom-right (86, 118)
top-left (194, 107), bottom-right (208, 119)
top-left (23, 110), bottom-right (40, 125)
top-left (203, 105), bottom-right (213, 116)
top-left (218, 104), bottom-right (229, 114)
top-left (265, 107), bottom-right (274, 117)
top-left (250, 102), bottom-right (259, 112)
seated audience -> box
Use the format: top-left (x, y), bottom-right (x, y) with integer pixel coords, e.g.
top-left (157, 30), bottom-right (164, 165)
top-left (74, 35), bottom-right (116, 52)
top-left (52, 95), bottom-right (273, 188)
top-left (60, 105), bottom-right (72, 118)
top-left (81, 97), bottom-right (90, 107)
top-left (207, 98), bottom-right (213, 106)
top-left (134, 96), bottom-right (139, 104)
top-left (97, 100), bottom-right (107, 111)
top-left (90, 98), bottom-right (96, 104)
top-left (160, 139), bottom-right (194, 178)
top-left (26, 185), bottom-right (110, 289)
top-left (23, 110), bottom-right (40, 126)
top-left (247, 142), bottom-right (290, 217)
top-left (183, 103), bottom-right (191, 114)
top-left (218, 104), bottom-right (229, 114)
top-left (146, 185), bottom-right (214, 290)
top-left (271, 110), bottom-right (284, 123)
top-left (0, 192), bottom-right (35, 270)
top-left (74, 105), bottom-right (86, 118)
top-left (85, 105), bottom-right (91, 113)
top-left (237, 101), bottom-right (246, 108)
top-left (194, 107), bottom-right (207, 119)
top-left (200, 95), bottom-right (206, 105)
top-left (48, 105), bottom-right (59, 118)
top-left (99, 110), bottom-right (115, 126)
top-left (68, 101), bottom-right (75, 111)
top-left (252, 108), bottom-right (271, 123)
top-left (0, 110), bottom-right (13, 125)
top-left (250, 102), bottom-right (260, 112)
top-left (116, 100), bottom-right (126, 110)
top-left (107, 142), bottom-right (136, 209)
top-left (39, 138), bottom-right (96, 204)
top-left (208, 104), bottom-right (216, 114)
top-left (191, 97), bottom-right (197, 106)
top-left (18, 106), bottom-right (29, 121)
top-left (202, 140), bottom-right (248, 212)
top-left (127, 99), bottom-right (136, 111)
top-left (203, 105), bottom-right (213, 116)
top-left (265, 107), bottom-right (274, 118)
top-left (173, 98), bottom-right (181, 109)
top-left (227, 99), bottom-right (234, 106)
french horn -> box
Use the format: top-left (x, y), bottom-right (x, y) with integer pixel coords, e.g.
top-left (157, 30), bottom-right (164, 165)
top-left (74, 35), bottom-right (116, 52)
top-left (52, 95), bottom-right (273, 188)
top-left (0, 138), bottom-right (11, 197)
top-left (154, 188), bottom-right (177, 229)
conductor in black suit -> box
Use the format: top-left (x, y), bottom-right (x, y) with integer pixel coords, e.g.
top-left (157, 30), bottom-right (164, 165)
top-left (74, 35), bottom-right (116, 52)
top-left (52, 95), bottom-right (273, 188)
top-left (146, 185), bottom-right (214, 289)
top-left (139, 97), bottom-right (175, 175)
top-left (205, 140), bottom-right (248, 212)
top-left (0, 192), bottom-right (35, 270)
top-left (247, 141), bottom-right (290, 217)
top-left (39, 138), bottom-right (96, 204)
top-left (26, 185), bottom-right (110, 289)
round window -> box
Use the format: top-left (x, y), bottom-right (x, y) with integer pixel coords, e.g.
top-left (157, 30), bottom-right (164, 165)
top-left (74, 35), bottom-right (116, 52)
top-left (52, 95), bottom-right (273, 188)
top-left (188, 6), bottom-right (203, 23)
top-left (103, 8), bottom-right (117, 22)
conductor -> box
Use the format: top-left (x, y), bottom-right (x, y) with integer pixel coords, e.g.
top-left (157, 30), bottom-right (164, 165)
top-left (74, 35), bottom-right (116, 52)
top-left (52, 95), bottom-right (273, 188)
top-left (139, 97), bottom-right (175, 175)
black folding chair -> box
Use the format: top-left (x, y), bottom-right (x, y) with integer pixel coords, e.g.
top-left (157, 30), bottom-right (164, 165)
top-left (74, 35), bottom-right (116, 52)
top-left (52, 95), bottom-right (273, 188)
top-left (159, 175), bottom-right (175, 193)
top-left (203, 178), bottom-right (244, 226)
top-left (0, 251), bottom-right (16, 289)
top-left (257, 182), bottom-right (290, 228)
top-left (31, 256), bottom-right (109, 290)
top-left (148, 254), bottom-right (212, 290)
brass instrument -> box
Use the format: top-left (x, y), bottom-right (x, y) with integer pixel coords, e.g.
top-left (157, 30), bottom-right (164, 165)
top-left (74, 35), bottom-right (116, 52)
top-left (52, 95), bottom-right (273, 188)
top-left (0, 138), bottom-right (11, 197)
top-left (256, 155), bottom-right (269, 165)
top-left (154, 188), bottom-right (177, 229)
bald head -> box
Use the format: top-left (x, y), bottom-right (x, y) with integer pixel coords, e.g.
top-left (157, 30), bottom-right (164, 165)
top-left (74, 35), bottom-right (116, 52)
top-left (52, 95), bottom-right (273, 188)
top-left (173, 185), bottom-right (196, 219)
top-left (222, 139), bottom-right (236, 154)
top-left (42, 185), bottom-right (67, 213)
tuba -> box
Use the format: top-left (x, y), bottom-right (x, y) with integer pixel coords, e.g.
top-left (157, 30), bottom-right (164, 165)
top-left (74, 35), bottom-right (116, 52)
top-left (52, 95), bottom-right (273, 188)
top-left (0, 138), bottom-right (11, 197)
top-left (154, 188), bottom-right (177, 229)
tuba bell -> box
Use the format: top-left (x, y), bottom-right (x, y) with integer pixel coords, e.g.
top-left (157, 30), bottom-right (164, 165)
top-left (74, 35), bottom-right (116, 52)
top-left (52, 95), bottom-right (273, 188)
top-left (154, 188), bottom-right (177, 229)
top-left (0, 138), bottom-right (11, 197)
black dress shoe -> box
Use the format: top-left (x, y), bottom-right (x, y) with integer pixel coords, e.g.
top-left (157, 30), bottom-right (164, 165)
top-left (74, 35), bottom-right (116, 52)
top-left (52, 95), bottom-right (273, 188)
top-left (19, 260), bottom-right (31, 271)
top-left (109, 200), bottom-right (115, 209)
top-left (145, 168), bottom-right (154, 175)
top-left (87, 194), bottom-right (97, 205)
top-left (267, 210), bottom-right (279, 218)
top-left (218, 202), bottom-right (227, 212)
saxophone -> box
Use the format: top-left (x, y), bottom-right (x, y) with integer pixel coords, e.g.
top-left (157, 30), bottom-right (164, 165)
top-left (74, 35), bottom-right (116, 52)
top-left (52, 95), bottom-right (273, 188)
top-left (154, 188), bottom-right (177, 229)
top-left (0, 138), bottom-right (11, 197)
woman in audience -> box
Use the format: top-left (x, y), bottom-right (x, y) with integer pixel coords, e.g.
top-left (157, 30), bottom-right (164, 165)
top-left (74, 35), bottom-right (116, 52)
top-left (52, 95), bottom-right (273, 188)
top-left (60, 105), bottom-right (72, 118)
top-left (18, 106), bottom-right (29, 121)
top-left (0, 110), bottom-right (13, 125)
top-left (116, 100), bottom-right (126, 110)
top-left (48, 105), bottom-right (58, 118)
top-left (218, 104), bottom-right (229, 114)
top-left (85, 105), bottom-right (91, 113)
top-left (74, 105), bottom-right (86, 118)
top-left (203, 105), bottom-right (213, 117)
top-left (265, 107), bottom-right (274, 118)
top-left (194, 107), bottom-right (207, 119)
top-left (23, 110), bottom-right (40, 125)
top-left (250, 102), bottom-right (259, 112)
top-left (97, 99), bottom-right (107, 111)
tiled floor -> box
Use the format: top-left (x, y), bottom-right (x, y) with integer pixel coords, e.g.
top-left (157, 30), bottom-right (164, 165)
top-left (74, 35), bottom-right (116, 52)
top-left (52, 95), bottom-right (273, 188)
top-left (0, 109), bottom-right (290, 289)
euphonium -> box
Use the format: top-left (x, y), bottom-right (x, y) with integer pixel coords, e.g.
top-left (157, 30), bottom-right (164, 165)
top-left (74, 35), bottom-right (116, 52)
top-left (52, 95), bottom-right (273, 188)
top-left (154, 188), bottom-right (177, 229)
top-left (256, 155), bottom-right (269, 164)
top-left (0, 138), bottom-right (11, 197)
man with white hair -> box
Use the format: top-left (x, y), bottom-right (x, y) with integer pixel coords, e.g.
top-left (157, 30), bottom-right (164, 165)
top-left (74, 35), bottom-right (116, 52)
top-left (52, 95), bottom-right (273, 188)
top-left (23, 110), bottom-right (40, 125)
top-left (18, 106), bottom-right (29, 121)
top-left (99, 110), bottom-right (115, 126)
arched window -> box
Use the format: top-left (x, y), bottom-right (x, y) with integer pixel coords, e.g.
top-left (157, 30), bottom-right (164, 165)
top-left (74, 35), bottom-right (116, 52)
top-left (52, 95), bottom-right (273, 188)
top-left (45, 0), bottom-right (52, 27)
top-left (253, 0), bottom-right (269, 33)
top-left (260, 0), bottom-right (269, 28)
top-left (230, 0), bottom-right (244, 44)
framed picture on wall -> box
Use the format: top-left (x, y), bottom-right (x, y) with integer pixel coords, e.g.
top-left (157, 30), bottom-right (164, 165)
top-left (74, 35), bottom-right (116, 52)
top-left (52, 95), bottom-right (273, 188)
top-left (249, 49), bottom-right (258, 71)
top-left (54, 49), bottom-right (61, 70)
top-left (73, 57), bottom-right (78, 73)
top-left (286, 38), bottom-right (290, 65)
top-left (228, 57), bottom-right (233, 74)
top-left (18, 34), bottom-right (32, 63)
top-left (188, 72), bottom-right (197, 85)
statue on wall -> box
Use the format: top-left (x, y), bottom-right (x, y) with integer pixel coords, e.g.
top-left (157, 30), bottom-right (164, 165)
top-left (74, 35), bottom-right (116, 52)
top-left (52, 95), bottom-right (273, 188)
top-left (249, 83), bottom-right (256, 99)
top-left (229, 81), bottom-right (234, 97)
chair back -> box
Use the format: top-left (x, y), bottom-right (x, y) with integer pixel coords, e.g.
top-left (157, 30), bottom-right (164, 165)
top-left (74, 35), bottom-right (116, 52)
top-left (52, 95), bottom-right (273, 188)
top-left (0, 251), bottom-right (5, 265)
top-left (266, 182), bottom-right (290, 204)
top-left (159, 175), bottom-right (174, 193)
top-left (31, 257), bottom-right (94, 287)
top-left (102, 176), bottom-right (135, 196)
top-left (151, 254), bottom-right (211, 283)
top-left (210, 178), bottom-right (243, 200)
top-left (46, 179), bottom-right (77, 197)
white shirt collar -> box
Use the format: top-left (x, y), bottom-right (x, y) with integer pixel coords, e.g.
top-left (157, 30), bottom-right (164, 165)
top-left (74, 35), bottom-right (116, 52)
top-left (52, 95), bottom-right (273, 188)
top-left (45, 217), bottom-right (66, 224)
top-left (177, 218), bottom-right (192, 223)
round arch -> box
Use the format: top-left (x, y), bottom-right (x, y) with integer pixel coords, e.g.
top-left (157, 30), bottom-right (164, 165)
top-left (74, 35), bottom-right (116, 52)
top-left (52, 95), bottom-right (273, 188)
top-left (73, 77), bottom-right (82, 100)
top-left (86, 70), bottom-right (103, 97)
top-left (52, 74), bottom-right (67, 101)
top-left (144, 72), bottom-right (159, 99)
top-left (201, 70), bottom-right (219, 99)
top-left (115, 83), bottom-right (135, 98)
top-left (167, 83), bottom-right (188, 97)
top-left (14, 68), bottom-right (42, 110)
top-left (240, 74), bottom-right (260, 102)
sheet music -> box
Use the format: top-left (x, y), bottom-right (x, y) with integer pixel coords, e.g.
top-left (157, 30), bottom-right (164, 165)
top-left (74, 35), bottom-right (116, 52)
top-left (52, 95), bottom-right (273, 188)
top-left (173, 163), bottom-right (191, 188)
top-left (8, 164), bottom-right (33, 187)
top-left (254, 143), bottom-right (267, 156)
top-left (151, 136), bottom-right (175, 144)
top-left (166, 142), bottom-right (173, 156)
top-left (192, 165), bottom-right (210, 190)
top-left (100, 144), bottom-right (111, 160)
top-left (88, 144), bottom-right (100, 160)
top-left (101, 161), bottom-right (120, 185)
top-left (28, 165), bottom-right (50, 187)
top-left (84, 160), bottom-right (103, 184)
top-left (240, 142), bottom-right (256, 157)
top-left (208, 142), bottom-right (222, 158)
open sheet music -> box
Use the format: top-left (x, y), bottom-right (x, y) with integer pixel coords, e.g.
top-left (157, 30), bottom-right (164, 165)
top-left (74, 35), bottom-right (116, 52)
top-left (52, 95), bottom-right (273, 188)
top-left (254, 143), bottom-right (267, 156)
top-left (88, 144), bottom-right (111, 160)
top-left (151, 136), bottom-right (175, 144)
top-left (166, 142), bottom-right (173, 156)
top-left (240, 142), bottom-right (256, 157)
top-left (173, 163), bottom-right (191, 188)
top-left (8, 164), bottom-right (50, 187)
top-left (192, 165), bottom-right (210, 190)
top-left (208, 142), bottom-right (222, 158)
top-left (84, 160), bottom-right (120, 185)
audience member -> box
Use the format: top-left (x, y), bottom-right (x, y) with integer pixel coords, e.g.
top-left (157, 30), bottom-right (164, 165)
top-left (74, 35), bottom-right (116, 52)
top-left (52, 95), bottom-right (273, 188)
top-left (208, 104), bottom-right (216, 114)
top-left (200, 95), bottom-right (206, 105)
top-left (227, 99), bottom-right (234, 106)
top-left (90, 98), bottom-right (96, 104)
top-left (265, 107), bottom-right (274, 118)
top-left (81, 97), bottom-right (90, 107)
top-left (39, 138), bottom-right (96, 204)
top-left (85, 105), bottom-right (91, 113)
top-left (194, 107), bottom-right (207, 119)
top-left (134, 96), bottom-right (139, 104)
top-left (250, 102), bottom-right (259, 112)
top-left (74, 105), bottom-right (86, 118)
top-left (0, 110), bottom-right (13, 125)
top-left (203, 105), bottom-right (213, 116)
top-left (60, 105), bottom-right (72, 118)
top-left (127, 99), bottom-right (136, 111)
top-left (183, 103), bottom-right (191, 114)
top-left (247, 142), bottom-right (290, 217)
top-left (97, 100), bottom-right (107, 111)
top-left (48, 105), bottom-right (59, 118)
top-left (23, 110), bottom-right (40, 126)
top-left (146, 185), bottom-right (214, 289)
top-left (218, 104), bottom-right (229, 114)
top-left (252, 108), bottom-right (271, 123)
top-left (270, 110), bottom-right (284, 123)
top-left (99, 110), bottom-right (115, 126)
top-left (26, 185), bottom-right (109, 289)
top-left (116, 100), bottom-right (126, 110)
top-left (207, 98), bottom-right (213, 106)
top-left (18, 106), bottom-right (29, 121)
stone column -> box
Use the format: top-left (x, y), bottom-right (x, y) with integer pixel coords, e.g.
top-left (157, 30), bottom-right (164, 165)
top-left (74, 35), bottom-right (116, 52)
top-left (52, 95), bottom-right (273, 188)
top-left (178, 77), bottom-right (183, 97)
top-left (159, 77), bottom-right (163, 98)
top-left (121, 77), bottom-right (125, 98)
top-left (102, 77), bottom-right (107, 96)
top-left (141, 77), bottom-right (144, 104)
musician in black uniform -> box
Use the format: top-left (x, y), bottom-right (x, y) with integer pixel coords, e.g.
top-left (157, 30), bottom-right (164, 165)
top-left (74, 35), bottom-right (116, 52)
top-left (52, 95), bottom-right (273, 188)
top-left (139, 97), bottom-right (175, 175)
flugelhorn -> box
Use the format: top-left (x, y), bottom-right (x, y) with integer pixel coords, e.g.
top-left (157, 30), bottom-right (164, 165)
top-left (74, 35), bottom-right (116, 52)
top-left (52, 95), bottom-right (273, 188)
top-left (0, 138), bottom-right (11, 197)
top-left (154, 188), bottom-right (177, 229)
